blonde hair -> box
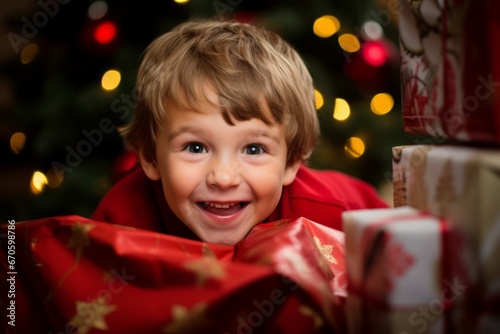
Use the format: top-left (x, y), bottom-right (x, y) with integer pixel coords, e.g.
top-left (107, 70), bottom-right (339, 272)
top-left (121, 19), bottom-right (319, 166)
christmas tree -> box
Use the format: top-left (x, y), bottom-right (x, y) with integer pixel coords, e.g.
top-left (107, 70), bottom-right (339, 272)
top-left (0, 0), bottom-right (430, 220)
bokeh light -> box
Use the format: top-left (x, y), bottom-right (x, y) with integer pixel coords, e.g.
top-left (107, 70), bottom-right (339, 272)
top-left (371, 93), bottom-right (394, 115)
top-left (361, 41), bottom-right (389, 66)
top-left (314, 89), bottom-right (324, 109)
top-left (101, 69), bottom-right (121, 91)
top-left (338, 33), bottom-right (361, 53)
top-left (344, 137), bottom-right (365, 158)
top-left (10, 132), bottom-right (26, 154)
top-left (333, 98), bottom-right (350, 121)
top-left (88, 1), bottom-right (108, 20)
top-left (94, 21), bottom-right (117, 44)
top-left (31, 171), bottom-right (48, 194)
top-left (20, 43), bottom-right (39, 64)
top-left (313, 15), bottom-right (340, 38)
top-left (361, 21), bottom-right (383, 41)
top-left (174, 0), bottom-right (189, 3)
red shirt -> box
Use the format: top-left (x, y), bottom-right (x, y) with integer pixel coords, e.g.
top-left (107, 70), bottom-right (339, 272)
top-left (92, 165), bottom-right (388, 236)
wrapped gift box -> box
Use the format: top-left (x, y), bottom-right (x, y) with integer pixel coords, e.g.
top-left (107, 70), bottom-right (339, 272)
top-left (399, 0), bottom-right (500, 142)
top-left (0, 215), bottom-right (346, 334)
top-left (393, 145), bottom-right (500, 332)
top-left (343, 206), bottom-right (467, 334)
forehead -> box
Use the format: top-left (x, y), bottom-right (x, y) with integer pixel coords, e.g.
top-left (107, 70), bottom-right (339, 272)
top-left (164, 79), bottom-right (277, 126)
top-left (165, 99), bottom-right (278, 130)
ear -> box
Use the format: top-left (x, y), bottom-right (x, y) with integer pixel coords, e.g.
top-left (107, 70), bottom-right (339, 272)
top-left (282, 160), bottom-right (301, 186)
top-left (139, 149), bottom-right (161, 181)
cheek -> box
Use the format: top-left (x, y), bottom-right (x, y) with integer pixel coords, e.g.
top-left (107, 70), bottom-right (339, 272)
top-left (246, 165), bottom-right (284, 199)
top-left (160, 158), bottom-right (202, 199)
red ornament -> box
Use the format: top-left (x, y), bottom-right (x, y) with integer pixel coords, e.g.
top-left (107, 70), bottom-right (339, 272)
top-left (343, 38), bottom-right (399, 91)
top-left (361, 41), bottom-right (389, 67)
top-left (94, 21), bottom-right (117, 44)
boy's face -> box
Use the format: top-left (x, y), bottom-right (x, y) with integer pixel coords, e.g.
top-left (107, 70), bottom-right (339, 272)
top-left (141, 87), bottom-right (300, 245)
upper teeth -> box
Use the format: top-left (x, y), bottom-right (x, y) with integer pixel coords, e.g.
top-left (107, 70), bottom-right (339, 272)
top-left (205, 202), bottom-right (236, 209)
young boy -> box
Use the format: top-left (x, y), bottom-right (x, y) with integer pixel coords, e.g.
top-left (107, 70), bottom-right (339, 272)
top-left (92, 19), bottom-right (388, 245)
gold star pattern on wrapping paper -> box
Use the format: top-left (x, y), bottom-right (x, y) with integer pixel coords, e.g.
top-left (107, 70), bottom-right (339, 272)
top-left (201, 243), bottom-right (216, 258)
top-left (178, 242), bottom-right (192, 257)
top-left (51, 221), bottom-right (96, 298)
top-left (67, 221), bottom-right (95, 260)
top-left (184, 255), bottom-right (225, 287)
top-left (163, 302), bottom-right (211, 333)
top-left (298, 305), bottom-right (324, 330)
top-left (273, 219), bottom-right (292, 227)
top-left (69, 296), bottom-right (117, 334)
top-left (313, 236), bottom-right (338, 264)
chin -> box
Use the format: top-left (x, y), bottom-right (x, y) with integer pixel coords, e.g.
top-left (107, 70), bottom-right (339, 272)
top-left (200, 231), bottom-right (246, 246)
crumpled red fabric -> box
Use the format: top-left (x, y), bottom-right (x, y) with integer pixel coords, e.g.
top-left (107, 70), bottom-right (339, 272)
top-left (1, 216), bottom-right (346, 334)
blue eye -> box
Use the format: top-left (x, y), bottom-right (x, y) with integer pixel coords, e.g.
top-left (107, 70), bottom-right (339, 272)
top-left (244, 145), bottom-right (264, 155)
top-left (184, 143), bottom-right (207, 154)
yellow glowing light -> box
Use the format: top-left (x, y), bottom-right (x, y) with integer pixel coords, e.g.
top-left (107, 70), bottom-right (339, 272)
top-left (333, 98), bottom-right (350, 121)
top-left (174, 0), bottom-right (189, 3)
top-left (314, 89), bottom-right (324, 109)
top-left (10, 132), bottom-right (26, 154)
top-left (370, 93), bottom-right (394, 115)
top-left (313, 15), bottom-right (340, 38)
top-left (20, 43), bottom-right (39, 64)
top-left (31, 171), bottom-right (48, 194)
top-left (338, 33), bottom-right (361, 53)
top-left (344, 137), bottom-right (365, 158)
top-left (101, 70), bottom-right (121, 91)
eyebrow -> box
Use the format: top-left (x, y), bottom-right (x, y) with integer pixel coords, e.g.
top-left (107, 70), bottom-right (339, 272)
top-left (167, 126), bottom-right (281, 144)
top-left (167, 126), bottom-right (206, 142)
top-left (244, 129), bottom-right (281, 145)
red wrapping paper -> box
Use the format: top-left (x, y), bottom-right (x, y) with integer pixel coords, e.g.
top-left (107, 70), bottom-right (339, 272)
top-left (237, 219), bottom-right (347, 330)
top-left (0, 216), bottom-right (346, 334)
top-left (399, 0), bottom-right (500, 142)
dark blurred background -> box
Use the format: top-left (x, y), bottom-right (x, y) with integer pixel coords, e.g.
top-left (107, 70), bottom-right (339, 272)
top-left (0, 0), bottom-right (428, 221)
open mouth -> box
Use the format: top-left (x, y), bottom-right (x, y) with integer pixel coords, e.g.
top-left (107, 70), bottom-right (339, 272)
top-left (197, 202), bottom-right (248, 216)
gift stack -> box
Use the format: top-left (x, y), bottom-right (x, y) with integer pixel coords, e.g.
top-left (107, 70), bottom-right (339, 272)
top-left (343, 0), bottom-right (500, 333)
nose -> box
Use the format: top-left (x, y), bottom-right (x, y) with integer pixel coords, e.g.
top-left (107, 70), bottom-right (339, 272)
top-left (207, 158), bottom-right (241, 189)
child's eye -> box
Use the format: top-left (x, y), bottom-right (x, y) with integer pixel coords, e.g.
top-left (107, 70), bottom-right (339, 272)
top-left (243, 144), bottom-right (265, 155)
top-left (183, 143), bottom-right (207, 154)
